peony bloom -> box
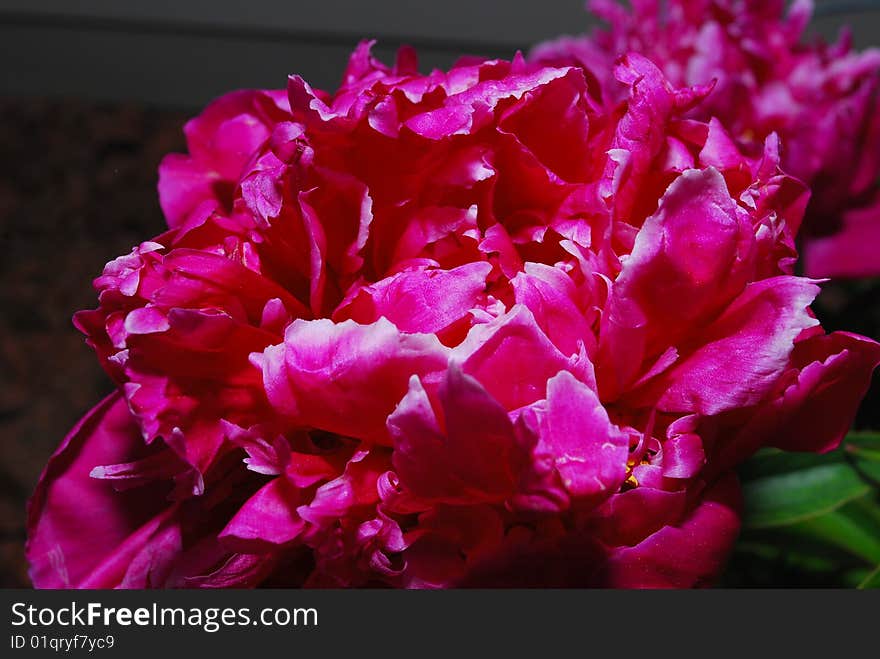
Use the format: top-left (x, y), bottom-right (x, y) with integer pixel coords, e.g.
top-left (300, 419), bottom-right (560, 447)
top-left (28, 42), bottom-right (880, 588)
top-left (530, 0), bottom-right (880, 278)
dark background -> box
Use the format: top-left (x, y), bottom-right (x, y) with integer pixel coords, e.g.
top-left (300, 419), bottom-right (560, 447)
top-left (1, 0), bottom-right (879, 588)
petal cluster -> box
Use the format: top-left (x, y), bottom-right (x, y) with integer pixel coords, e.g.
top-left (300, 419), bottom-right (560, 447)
top-left (530, 0), bottom-right (880, 277)
top-left (27, 42), bottom-right (880, 588)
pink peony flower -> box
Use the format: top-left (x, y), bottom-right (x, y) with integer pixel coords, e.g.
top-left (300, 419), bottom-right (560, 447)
top-left (530, 0), bottom-right (880, 278)
top-left (27, 43), bottom-right (880, 588)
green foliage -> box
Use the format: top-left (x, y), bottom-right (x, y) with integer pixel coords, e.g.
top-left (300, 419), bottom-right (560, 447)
top-left (722, 433), bottom-right (880, 588)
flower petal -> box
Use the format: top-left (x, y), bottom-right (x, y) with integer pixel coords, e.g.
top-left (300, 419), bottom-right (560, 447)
top-left (259, 318), bottom-right (449, 443)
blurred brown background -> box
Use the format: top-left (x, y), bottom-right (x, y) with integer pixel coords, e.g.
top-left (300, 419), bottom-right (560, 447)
top-left (1, 0), bottom-right (879, 587)
top-left (0, 99), bottom-right (187, 586)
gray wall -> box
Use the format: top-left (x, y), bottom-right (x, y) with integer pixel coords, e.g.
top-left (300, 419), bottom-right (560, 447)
top-left (1, 0), bottom-right (878, 109)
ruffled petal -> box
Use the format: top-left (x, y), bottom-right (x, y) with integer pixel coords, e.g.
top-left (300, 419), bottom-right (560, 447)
top-left (258, 318), bottom-right (449, 443)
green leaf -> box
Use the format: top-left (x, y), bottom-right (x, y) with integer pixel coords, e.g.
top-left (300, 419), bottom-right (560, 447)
top-left (742, 462), bottom-right (872, 528)
top-left (845, 495), bottom-right (880, 530)
top-left (845, 433), bottom-right (880, 463)
top-left (858, 565), bottom-right (880, 589)
top-left (845, 432), bottom-right (880, 447)
top-left (738, 448), bottom-right (844, 482)
top-left (847, 446), bottom-right (880, 463)
top-left (785, 501), bottom-right (880, 564)
top-left (730, 432), bottom-right (880, 586)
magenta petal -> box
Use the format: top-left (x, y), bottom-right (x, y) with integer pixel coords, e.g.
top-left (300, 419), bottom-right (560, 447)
top-left (219, 477), bottom-right (305, 551)
top-left (159, 89), bottom-right (281, 228)
top-left (335, 262), bottom-right (491, 334)
top-left (594, 487), bottom-right (688, 547)
top-left (698, 118), bottom-right (748, 171)
top-left (722, 331), bottom-right (880, 464)
top-left (603, 473), bottom-right (742, 588)
top-left (27, 393), bottom-right (179, 588)
top-left (297, 450), bottom-right (386, 528)
top-left (769, 332), bottom-right (880, 453)
top-left (512, 263), bottom-right (595, 357)
top-left (598, 168), bottom-right (753, 398)
top-left (389, 366), bottom-right (532, 504)
top-left (404, 67), bottom-right (572, 139)
top-left (661, 432), bottom-right (706, 480)
top-left (455, 305), bottom-right (572, 410)
top-left (183, 90), bottom-right (279, 174)
top-left (538, 371), bottom-right (628, 503)
top-left (602, 53), bottom-right (675, 217)
top-left (259, 317), bottom-right (449, 443)
top-left (652, 276), bottom-right (820, 415)
top-left (157, 154), bottom-right (218, 229)
top-left (804, 201), bottom-right (880, 278)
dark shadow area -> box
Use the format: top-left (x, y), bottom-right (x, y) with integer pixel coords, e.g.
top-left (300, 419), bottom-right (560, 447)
top-left (0, 97), bottom-right (187, 586)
